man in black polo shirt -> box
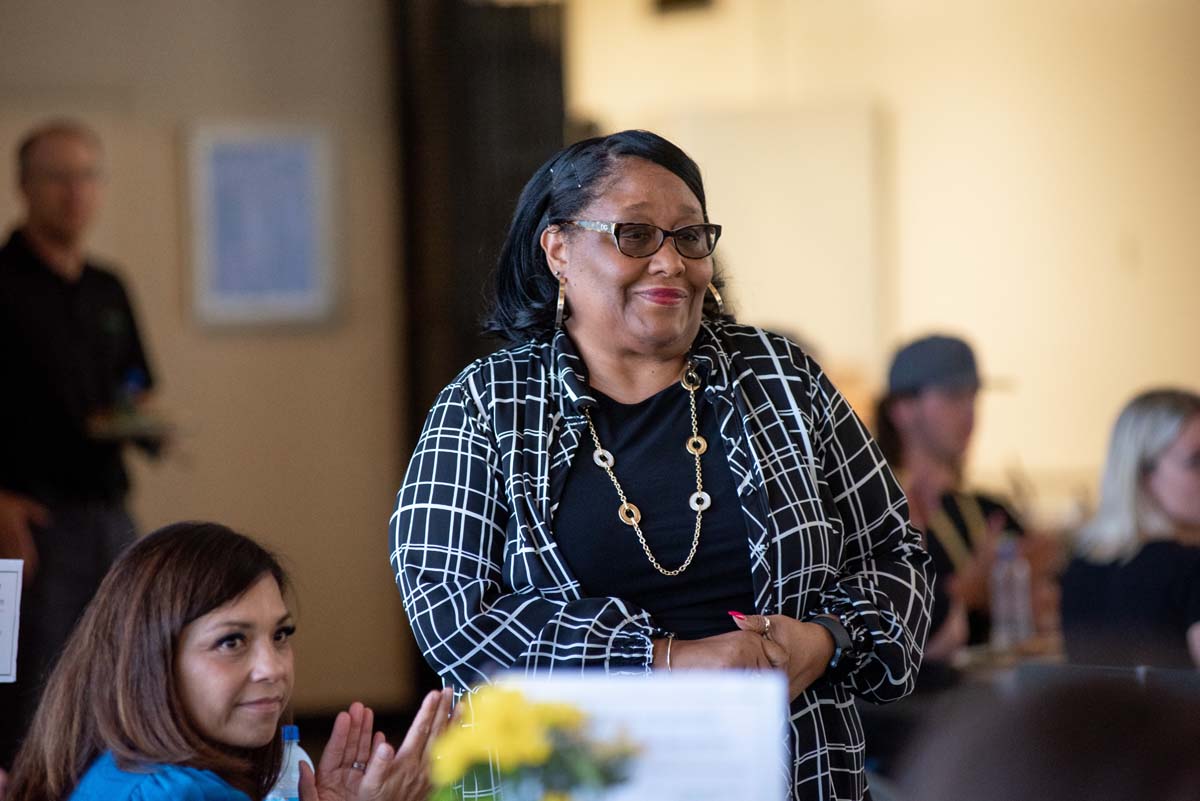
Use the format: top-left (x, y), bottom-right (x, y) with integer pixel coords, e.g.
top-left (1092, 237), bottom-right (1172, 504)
top-left (0, 121), bottom-right (157, 769)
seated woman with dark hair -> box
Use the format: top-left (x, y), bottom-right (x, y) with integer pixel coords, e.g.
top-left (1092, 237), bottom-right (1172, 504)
top-left (7, 521), bottom-right (451, 801)
top-left (1062, 388), bottom-right (1200, 669)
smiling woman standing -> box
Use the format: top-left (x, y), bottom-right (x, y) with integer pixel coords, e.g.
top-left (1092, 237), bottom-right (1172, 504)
top-left (391, 130), bottom-right (933, 801)
top-left (7, 522), bottom-right (451, 801)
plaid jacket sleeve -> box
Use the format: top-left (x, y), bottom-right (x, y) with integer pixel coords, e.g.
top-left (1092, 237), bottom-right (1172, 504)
top-left (390, 377), bottom-right (660, 690)
top-left (800, 348), bottom-right (933, 703)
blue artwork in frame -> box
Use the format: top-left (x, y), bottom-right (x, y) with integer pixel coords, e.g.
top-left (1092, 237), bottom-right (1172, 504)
top-left (189, 125), bottom-right (335, 325)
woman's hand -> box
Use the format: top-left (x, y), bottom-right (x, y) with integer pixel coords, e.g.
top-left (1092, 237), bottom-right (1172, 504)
top-left (375, 688), bottom-right (455, 801)
top-left (923, 600), bottom-right (969, 662)
top-left (0, 490), bottom-right (50, 582)
top-left (299, 689), bottom-right (454, 801)
top-left (731, 614), bottom-right (834, 701)
top-left (299, 702), bottom-right (386, 801)
top-left (664, 629), bottom-right (788, 672)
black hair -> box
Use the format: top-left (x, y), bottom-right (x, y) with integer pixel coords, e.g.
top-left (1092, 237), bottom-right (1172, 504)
top-left (482, 129), bottom-right (730, 344)
top-left (874, 393), bottom-right (909, 470)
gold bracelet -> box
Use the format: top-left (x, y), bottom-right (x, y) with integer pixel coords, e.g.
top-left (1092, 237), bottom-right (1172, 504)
top-left (665, 634), bottom-right (676, 673)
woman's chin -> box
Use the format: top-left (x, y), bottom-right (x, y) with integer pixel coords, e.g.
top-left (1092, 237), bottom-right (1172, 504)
top-left (222, 727), bottom-right (280, 751)
top-left (630, 317), bottom-right (701, 354)
top-left (219, 714), bottom-right (286, 750)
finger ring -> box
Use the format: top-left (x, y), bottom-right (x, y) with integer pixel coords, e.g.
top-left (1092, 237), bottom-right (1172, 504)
top-left (762, 617), bottom-right (773, 641)
top-left (351, 761), bottom-right (367, 771)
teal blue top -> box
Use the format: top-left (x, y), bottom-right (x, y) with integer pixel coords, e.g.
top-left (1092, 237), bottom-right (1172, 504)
top-left (68, 751), bottom-right (252, 801)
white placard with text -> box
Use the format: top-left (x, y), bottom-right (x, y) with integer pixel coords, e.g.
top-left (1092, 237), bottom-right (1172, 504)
top-left (0, 559), bottom-right (23, 682)
top-left (503, 671), bottom-right (789, 801)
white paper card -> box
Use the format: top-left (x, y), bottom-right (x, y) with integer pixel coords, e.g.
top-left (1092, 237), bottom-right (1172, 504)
top-left (0, 559), bottom-right (22, 683)
top-left (504, 671), bottom-right (788, 801)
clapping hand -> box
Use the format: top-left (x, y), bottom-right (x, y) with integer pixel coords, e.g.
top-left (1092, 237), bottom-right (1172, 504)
top-left (299, 689), bottom-right (454, 801)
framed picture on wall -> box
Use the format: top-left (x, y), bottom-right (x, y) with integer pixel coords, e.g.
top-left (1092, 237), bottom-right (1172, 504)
top-left (187, 124), bottom-right (336, 325)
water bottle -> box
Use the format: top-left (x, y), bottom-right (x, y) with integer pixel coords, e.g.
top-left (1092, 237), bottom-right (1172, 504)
top-left (265, 725), bottom-right (314, 801)
top-left (989, 536), bottom-right (1033, 652)
top-left (118, 367), bottom-right (149, 413)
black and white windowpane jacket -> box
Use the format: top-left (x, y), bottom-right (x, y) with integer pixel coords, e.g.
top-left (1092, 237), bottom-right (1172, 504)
top-left (391, 322), bottom-right (933, 801)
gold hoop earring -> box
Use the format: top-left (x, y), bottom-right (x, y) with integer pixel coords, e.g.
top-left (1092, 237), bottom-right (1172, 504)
top-left (555, 273), bottom-right (567, 330)
top-left (707, 282), bottom-right (725, 316)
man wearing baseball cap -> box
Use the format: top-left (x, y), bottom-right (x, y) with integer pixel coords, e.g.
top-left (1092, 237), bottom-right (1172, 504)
top-left (874, 334), bottom-right (1023, 656)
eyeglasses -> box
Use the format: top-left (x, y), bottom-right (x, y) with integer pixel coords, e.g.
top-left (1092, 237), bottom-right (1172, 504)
top-left (29, 167), bottom-right (104, 186)
top-left (568, 220), bottom-right (722, 259)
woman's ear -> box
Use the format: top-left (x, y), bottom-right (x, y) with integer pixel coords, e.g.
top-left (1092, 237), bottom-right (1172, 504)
top-left (541, 224), bottom-right (569, 275)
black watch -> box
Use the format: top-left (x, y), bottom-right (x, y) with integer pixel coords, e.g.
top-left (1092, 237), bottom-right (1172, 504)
top-left (809, 614), bottom-right (853, 670)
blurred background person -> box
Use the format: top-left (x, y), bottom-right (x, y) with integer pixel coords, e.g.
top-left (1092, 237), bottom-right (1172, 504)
top-left (0, 120), bottom-right (162, 770)
top-left (1061, 388), bottom-right (1200, 669)
top-left (860, 333), bottom-right (1064, 783)
top-left (874, 334), bottom-right (1027, 659)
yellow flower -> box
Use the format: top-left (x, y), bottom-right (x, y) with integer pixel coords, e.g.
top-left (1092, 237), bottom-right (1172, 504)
top-left (542, 793), bottom-right (572, 801)
top-left (533, 701), bottom-right (585, 730)
top-left (431, 726), bottom-right (486, 786)
top-left (431, 686), bottom-right (583, 784)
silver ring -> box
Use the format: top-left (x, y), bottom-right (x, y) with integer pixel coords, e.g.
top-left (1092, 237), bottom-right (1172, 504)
top-left (762, 617), bottom-right (773, 641)
top-left (351, 761), bottom-right (367, 771)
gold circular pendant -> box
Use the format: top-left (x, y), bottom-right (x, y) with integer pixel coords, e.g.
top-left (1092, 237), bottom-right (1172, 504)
top-left (618, 502), bottom-right (642, 526)
top-left (685, 435), bottom-right (708, 455)
top-left (680, 369), bottom-right (702, 391)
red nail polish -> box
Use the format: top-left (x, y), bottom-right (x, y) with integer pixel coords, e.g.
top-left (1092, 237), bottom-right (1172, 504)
top-left (728, 611), bottom-right (746, 620)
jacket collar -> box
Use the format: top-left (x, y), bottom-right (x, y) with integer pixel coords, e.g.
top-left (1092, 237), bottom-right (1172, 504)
top-left (550, 319), bottom-right (732, 417)
top-left (550, 328), bottom-right (596, 415)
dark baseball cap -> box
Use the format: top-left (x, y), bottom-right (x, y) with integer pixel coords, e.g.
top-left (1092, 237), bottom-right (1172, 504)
top-left (887, 334), bottom-right (981, 395)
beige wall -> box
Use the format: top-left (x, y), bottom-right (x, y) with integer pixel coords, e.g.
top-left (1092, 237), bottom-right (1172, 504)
top-left (0, 1), bottom-right (414, 711)
top-left (565, 0), bottom-right (1200, 524)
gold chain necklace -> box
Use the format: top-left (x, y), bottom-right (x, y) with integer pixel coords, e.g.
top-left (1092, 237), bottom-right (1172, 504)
top-left (582, 364), bottom-right (710, 577)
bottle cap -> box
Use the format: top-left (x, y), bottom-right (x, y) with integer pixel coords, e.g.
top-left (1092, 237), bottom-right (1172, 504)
top-left (281, 724), bottom-right (300, 742)
top-left (995, 536), bottom-right (1019, 558)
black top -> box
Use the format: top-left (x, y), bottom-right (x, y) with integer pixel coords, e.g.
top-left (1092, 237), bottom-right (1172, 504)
top-left (924, 491), bottom-right (1023, 646)
top-left (554, 379), bottom-right (755, 640)
top-left (1061, 540), bottom-right (1200, 669)
top-left (393, 322), bottom-right (934, 801)
top-left (0, 229), bottom-right (154, 503)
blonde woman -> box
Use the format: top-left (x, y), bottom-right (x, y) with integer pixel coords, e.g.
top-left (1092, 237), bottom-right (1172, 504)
top-left (1061, 388), bottom-right (1200, 668)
